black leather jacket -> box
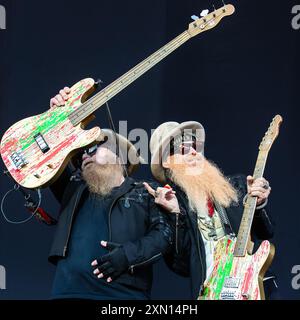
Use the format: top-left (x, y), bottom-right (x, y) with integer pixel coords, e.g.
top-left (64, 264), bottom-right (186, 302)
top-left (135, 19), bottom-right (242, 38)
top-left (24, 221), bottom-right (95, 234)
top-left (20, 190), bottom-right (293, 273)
top-left (49, 169), bottom-right (173, 293)
top-left (164, 174), bottom-right (275, 299)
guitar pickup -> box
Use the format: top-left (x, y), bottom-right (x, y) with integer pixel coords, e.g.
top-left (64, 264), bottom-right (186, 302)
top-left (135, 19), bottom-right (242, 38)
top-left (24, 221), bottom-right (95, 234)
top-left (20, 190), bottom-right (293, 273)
top-left (223, 277), bottom-right (240, 288)
top-left (34, 133), bottom-right (50, 153)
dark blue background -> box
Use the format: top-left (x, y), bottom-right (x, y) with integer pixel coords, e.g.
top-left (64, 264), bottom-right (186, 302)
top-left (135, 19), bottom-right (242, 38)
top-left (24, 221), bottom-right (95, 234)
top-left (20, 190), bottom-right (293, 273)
top-left (0, 0), bottom-right (299, 299)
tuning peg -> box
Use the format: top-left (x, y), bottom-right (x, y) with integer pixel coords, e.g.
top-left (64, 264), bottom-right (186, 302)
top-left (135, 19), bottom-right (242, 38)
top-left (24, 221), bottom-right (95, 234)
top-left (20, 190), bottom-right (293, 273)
top-left (200, 9), bottom-right (209, 17)
top-left (191, 15), bottom-right (200, 21)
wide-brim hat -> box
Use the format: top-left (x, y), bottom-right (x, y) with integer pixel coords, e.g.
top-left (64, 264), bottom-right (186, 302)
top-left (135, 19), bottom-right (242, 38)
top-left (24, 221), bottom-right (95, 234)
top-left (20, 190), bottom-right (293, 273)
top-left (96, 129), bottom-right (144, 175)
top-left (150, 121), bottom-right (205, 183)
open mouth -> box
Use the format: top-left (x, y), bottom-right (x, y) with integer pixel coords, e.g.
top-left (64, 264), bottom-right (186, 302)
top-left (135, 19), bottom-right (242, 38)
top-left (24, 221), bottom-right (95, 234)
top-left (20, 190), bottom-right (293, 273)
top-left (82, 160), bottom-right (94, 169)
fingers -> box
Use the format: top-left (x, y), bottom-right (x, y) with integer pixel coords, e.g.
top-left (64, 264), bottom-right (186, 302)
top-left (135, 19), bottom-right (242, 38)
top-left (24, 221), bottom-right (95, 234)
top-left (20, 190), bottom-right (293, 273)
top-left (143, 182), bottom-right (156, 197)
top-left (247, 176), bottom-right (271, 205)
top-left (63, 86), bottom-right (71, 95)
top-left (91, 259), bottom-right (98, 267)
top-left (93, 261), bottom-right (115, 281)
top-left (50, 94), bottom-right (64, 108)
top-left (247, 175), bottom-right (254, 182)
top-left (154, 188), bottom-right (175, 201)
top-left (50, 98), bottom-right (60, 109)
top-left (249, 190), bottom-right (270, 198)
top-left (49, 87), bottom-right (71, 109)
top-left (101, 241), bottom-right (121, 251)
top-left (97, 267), bottom-right (114, 279)
top-left (91, 253), bottom-right (110, 266)
top-left (247, 176), bottom-right (270, 191)
top-left (249, 186), bottom-right (269, 194)
top-left (93, 261), bottom-right (111, 275)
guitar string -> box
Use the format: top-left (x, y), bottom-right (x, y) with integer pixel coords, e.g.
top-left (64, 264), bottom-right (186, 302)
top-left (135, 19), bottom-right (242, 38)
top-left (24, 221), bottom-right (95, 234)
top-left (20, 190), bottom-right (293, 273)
top-left (11, 31), bottom-right (191, 162)
top-left (69, 11), bottom-right (224, 124)
top-left (68, 32), bottom-right (191, 125)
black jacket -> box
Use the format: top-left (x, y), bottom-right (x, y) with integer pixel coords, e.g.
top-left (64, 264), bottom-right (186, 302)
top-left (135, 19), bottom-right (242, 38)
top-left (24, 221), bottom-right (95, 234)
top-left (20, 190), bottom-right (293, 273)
top-left (49, 169), bottom-right (173, 293)
top-left (164, 174), bottom-right (275, 299)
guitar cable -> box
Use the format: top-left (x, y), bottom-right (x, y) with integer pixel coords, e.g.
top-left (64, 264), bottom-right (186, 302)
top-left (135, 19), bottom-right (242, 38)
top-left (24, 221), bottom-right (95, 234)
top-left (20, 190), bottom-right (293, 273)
top-left (1, 170), bottom-right (57, 225)
top-left (96, 79), bottom-right (129, 178)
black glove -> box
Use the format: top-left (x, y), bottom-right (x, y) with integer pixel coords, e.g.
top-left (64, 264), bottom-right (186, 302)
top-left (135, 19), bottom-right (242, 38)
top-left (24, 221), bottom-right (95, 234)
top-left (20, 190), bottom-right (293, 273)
top-left (92, 242), bottom-right (129, 281)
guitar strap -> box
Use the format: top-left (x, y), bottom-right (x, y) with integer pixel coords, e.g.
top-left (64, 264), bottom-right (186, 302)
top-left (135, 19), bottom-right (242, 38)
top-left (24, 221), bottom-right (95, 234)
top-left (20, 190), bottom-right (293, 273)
top-left (214, 202), bottom-right (235, 237)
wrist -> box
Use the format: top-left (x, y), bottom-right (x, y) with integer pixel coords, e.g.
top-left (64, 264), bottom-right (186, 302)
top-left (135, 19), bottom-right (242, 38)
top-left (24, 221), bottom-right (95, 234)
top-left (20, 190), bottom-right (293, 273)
top-left (243, 194), bottom-right (268, 210)
top-left (171, 207), bottom-right (181, 214)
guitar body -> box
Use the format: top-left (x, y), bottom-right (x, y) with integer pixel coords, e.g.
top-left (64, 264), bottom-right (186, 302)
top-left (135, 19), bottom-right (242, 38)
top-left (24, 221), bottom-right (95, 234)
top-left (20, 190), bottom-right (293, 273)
top-left (0, 78), bottom-right (101, 189)
top-left (199, 236), bottom-right (275, 300)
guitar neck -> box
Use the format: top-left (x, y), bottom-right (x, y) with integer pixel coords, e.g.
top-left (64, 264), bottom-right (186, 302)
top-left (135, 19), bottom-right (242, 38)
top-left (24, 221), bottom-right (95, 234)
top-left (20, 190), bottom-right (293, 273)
top-left (233, 151), bottom-right (269, 257)
top-left (69, 31), bottom-right (191, 126)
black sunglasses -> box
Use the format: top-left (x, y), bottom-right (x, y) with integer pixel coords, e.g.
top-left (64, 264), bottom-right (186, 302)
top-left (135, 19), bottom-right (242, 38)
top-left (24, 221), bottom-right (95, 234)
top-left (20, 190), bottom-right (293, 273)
top-left (84, 144), bottom-right (100, 157)
top-left (169, 135), bottom-right (203, 156)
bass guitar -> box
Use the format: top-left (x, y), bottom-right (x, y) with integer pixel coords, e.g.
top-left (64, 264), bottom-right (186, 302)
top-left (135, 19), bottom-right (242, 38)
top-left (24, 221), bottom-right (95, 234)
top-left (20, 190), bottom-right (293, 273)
top-left (0, 5), bottom-right (235, 189)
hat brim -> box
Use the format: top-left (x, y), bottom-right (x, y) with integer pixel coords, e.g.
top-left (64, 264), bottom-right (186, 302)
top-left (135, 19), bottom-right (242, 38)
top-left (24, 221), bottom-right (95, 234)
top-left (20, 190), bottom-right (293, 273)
top-left (97, 129), bottom-right (144, 175)
top-left (151, 121), bottom-right (205, 183)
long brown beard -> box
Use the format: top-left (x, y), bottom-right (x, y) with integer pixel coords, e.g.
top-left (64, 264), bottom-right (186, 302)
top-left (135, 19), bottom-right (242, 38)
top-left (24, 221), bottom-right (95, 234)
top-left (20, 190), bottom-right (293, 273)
top-left (168, 158), bottom-right (238, 217)
top-left (82, 163), bottom-right (124, 196)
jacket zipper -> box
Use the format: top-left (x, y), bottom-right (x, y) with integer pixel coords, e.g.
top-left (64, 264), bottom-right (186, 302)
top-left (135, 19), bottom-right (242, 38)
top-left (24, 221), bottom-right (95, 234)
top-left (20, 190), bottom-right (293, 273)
top-left (108, 183), bottom-right (137, 241)
top-left (63, 186), bottom-right (84, 256)
top-left (175, 212), bottom-right (179, 254)
top-left (129, 253), bottom-right (162, 274)
top-left (108, 192), bottom-right (132, 242)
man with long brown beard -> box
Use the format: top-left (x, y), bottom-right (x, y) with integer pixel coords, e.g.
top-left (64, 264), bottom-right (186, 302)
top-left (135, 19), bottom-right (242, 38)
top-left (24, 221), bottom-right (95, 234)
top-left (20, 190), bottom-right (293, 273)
top-left (48, 89), bottom-right (173, 300)
top-left (144, 121), bottom-right (278, 300)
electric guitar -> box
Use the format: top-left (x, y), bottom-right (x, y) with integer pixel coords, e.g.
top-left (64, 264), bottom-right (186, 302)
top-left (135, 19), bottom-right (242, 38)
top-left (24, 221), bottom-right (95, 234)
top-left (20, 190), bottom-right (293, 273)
top-left (0, 5), bottom-right (235, 189)
top-left (199, 115), bottom-right (283, 300)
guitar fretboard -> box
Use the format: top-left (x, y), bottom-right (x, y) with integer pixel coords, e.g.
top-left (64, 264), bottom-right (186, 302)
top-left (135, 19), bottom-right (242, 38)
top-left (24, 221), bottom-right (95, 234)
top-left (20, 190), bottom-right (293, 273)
top-left (68, 31), bottom-right (191, 126)
top-left (233, 151), bottom-right (269, 257)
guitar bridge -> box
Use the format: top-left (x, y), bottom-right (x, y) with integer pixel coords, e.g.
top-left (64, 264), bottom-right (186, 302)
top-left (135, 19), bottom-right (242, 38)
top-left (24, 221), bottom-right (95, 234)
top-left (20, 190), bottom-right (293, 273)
top-left (220, 289), bottom-right (237, 300)
top-left (9, 151), bottom-right (28, 169)
top-left (34, 133), bottom-right (50, 153)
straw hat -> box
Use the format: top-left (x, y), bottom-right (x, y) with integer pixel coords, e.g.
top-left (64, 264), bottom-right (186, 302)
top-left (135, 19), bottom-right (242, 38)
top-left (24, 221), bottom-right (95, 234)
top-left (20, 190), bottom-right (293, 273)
top-left (149, 121), bottom-right (205, 182)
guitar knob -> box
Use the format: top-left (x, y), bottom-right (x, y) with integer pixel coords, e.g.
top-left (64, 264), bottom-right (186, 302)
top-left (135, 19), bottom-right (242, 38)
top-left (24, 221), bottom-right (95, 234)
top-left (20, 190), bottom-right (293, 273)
top-left (242, 293), bottom-right (250, 300)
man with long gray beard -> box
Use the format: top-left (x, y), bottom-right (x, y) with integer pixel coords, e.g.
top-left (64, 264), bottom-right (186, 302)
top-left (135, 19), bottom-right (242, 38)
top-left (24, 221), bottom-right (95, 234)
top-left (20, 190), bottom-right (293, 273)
top-left (144, 121), bottom-right (278, 300)
top-left (48, 88), bottom-right (173, 300)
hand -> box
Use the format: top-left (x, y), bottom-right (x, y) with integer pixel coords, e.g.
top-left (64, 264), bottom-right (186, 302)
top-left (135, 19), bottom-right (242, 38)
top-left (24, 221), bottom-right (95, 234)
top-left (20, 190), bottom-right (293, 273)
top-left (50, 87), bottom-right (71, 109)
top-left (143, 182), bottom-right (180, 214)
top-left (91, 241), bottom-right (129, 283)
top-left (247, 176), bottom-right (271, 206)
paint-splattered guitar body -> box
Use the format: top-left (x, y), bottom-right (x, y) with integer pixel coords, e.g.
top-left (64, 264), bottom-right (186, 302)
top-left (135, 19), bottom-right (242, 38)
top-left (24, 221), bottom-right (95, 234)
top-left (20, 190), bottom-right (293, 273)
top-left (0, 78), bottom-right (100, 189)
top-left (199, 236), bottom-right (275, 300)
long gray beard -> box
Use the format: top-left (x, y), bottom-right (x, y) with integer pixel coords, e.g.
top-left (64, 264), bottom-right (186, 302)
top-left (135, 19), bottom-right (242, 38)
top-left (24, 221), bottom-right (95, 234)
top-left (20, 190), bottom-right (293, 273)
top-left (82, 163), bottom-right (123, 196)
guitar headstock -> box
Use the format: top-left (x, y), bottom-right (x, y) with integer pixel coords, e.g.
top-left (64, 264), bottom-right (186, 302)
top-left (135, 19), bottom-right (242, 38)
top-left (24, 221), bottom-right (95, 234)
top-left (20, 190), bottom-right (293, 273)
top-left (259, 115), bottom-right (283, 152)
top-left (188, 4), bottom-right (235, 37)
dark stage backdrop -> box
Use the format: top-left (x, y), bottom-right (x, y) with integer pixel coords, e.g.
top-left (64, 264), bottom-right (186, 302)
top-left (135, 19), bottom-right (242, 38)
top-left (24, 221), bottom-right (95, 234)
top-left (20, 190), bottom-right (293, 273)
top-left (0, 0), bottom-right (299, 299)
